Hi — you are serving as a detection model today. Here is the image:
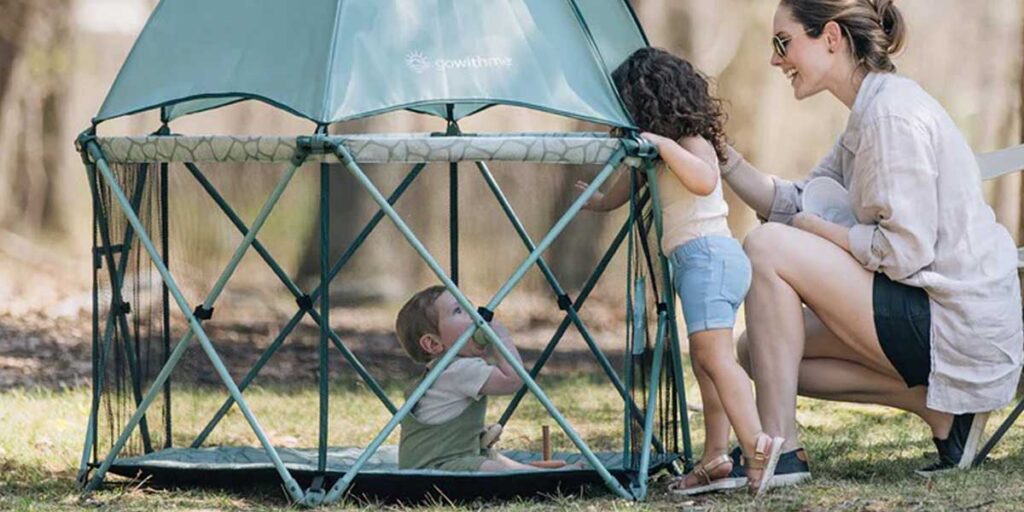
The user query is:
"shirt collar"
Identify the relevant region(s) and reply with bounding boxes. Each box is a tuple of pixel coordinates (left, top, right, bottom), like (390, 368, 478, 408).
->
(841, 71, 888, 152)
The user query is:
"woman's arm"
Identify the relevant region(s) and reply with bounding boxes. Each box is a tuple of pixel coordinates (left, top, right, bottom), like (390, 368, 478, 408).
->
(720, 146, 776, 219)
(643, 133, 718, 196)
(793, 212, 851, 251)
(845, 117, 938, 280)
(722, 143, 846, 224)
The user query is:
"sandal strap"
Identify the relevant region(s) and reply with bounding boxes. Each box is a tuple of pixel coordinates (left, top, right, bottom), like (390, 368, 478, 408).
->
(701, 453, 732, 474)
(691, 465, 712, 485)
(681, 453, 733, 487)
(745, 434, 771, 470)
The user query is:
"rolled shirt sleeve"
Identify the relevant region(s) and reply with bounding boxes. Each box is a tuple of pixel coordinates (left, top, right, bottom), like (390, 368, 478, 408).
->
(846, 116, 938, 281)
(768, 141, 844, 225)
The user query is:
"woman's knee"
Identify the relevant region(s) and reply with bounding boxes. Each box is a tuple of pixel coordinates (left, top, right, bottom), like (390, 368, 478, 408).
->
(742, 222, 792, 268)
(736, 332, 752, 375)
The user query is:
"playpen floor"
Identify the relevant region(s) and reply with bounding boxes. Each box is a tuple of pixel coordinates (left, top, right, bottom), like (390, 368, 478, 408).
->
(107, 446, 679, 500)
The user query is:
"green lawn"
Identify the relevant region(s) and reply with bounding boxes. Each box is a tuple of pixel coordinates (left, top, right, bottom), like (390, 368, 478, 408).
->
(1, 376, 1022, 511)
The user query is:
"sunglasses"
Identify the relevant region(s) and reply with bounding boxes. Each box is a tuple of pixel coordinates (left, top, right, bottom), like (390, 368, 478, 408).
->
(772, 28, 817, 59)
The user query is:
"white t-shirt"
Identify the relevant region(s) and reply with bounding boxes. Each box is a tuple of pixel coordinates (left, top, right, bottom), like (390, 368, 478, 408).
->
(411, 357, 494, 425)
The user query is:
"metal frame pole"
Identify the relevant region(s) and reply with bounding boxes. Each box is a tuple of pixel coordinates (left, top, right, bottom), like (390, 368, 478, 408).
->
(973, 398, 1024, 467)
(475, 161, 662, 450)
(643, 160, 693, 469)
(497, 207, 638, 425)
(188, 162, 427, 447)
(317, 162, 331, 475)
(322, 145, 635, 504)
(85, 162, 157, 458)
(633, 313, 668, 499)
(79, 140, 307, 503)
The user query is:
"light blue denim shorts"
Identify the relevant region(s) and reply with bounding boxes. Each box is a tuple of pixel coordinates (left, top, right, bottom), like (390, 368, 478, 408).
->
(670, 236, 752, 336)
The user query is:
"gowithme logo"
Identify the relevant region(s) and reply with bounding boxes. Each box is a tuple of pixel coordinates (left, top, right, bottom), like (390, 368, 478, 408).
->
(405, 51, 513, 73)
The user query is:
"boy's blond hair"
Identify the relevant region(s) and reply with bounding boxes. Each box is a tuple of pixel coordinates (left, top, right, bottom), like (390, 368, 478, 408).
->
(395, 285, 447, 363)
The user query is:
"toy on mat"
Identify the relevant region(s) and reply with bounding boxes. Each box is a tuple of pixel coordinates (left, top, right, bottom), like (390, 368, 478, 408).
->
(529, 425, 569, 469)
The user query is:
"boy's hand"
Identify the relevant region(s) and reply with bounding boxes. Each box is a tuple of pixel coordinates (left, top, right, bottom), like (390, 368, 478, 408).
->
(574, 180, 606, 211)
(478, 318, 525, 396)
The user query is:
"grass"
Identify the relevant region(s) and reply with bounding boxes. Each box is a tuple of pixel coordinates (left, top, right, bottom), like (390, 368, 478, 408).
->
(1, 374, 1022, 511)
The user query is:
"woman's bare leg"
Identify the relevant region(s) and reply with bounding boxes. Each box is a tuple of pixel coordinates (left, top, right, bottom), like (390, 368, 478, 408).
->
(741, 223, 952, 451)
(738, 312, 953, 438)
(799, 309, 952, 434)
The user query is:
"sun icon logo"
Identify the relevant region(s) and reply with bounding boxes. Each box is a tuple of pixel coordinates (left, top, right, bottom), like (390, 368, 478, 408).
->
(406, 51, 431, 74)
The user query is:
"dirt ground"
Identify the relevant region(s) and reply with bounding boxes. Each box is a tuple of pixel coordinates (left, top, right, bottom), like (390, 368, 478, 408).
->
(0, 251, 634, 390)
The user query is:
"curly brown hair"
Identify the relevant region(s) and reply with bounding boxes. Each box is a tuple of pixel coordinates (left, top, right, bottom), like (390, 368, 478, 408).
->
(612, 48, 728, 164)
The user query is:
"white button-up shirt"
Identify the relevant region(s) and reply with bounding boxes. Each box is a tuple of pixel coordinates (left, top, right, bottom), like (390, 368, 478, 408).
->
(766, 72, 1023, 414)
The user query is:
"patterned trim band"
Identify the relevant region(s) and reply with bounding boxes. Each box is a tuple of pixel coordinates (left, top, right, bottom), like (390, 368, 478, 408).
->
(94, 133, 626, 165)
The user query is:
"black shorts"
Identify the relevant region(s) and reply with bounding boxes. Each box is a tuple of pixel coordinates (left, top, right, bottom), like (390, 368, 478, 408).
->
(873, 273, 932, 388)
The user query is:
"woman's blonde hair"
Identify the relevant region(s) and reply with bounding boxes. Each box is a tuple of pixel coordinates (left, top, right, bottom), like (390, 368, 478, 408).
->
(781, 0, 906, 73)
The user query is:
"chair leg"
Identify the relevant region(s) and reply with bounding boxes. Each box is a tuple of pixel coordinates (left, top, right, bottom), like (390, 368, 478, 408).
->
(972, 395, 1024, 467)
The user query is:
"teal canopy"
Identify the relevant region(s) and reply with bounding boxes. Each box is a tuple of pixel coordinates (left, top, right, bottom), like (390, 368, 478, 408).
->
(94, 0, 648, 128)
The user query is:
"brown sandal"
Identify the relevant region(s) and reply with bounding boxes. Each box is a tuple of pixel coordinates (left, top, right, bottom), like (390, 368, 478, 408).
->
(669, 454, 745, 496)
(745, 433, 785, 496)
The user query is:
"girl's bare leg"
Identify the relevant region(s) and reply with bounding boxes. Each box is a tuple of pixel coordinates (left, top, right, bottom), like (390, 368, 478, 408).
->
(690, 329, 768, 474)
(692, 358, 734, 459)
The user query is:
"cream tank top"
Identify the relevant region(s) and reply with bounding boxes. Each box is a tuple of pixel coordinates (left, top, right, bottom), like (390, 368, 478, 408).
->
(655, 161, 732, 254)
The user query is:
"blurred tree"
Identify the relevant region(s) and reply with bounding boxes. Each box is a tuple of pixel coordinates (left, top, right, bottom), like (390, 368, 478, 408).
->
(0, 1, 30, 106)
(0, 0, 72, 236)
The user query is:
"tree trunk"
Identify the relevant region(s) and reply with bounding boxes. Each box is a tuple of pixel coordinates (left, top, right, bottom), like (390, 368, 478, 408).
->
(0, 1, 30, 104)
(0, 0, 72, 235)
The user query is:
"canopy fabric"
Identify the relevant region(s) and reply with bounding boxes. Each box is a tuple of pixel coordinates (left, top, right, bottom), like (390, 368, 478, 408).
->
(94, 133, 626, 164)
(94, 0, 648, 128)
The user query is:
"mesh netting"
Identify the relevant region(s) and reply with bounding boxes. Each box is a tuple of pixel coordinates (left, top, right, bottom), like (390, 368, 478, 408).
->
(91, 161, 172, 460)
(624, 167, 683, 471)
(82, 154, 688, 498)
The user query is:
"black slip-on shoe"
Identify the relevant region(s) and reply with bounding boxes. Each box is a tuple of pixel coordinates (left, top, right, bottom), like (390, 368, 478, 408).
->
(915, 412, 989, 477)
(728, 445, 812, 489)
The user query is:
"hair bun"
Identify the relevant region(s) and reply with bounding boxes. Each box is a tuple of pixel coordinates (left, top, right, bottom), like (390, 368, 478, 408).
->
(874, 0, 905, 54)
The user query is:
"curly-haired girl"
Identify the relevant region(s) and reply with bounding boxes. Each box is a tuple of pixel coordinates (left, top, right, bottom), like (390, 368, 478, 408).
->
(576, 47, 782, 495)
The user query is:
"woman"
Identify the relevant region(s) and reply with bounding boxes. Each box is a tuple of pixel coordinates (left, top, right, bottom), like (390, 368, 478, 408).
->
(715, 0, 1023, 488)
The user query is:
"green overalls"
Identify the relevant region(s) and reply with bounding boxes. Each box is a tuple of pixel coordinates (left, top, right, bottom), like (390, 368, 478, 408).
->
(398, 378, 489, 471)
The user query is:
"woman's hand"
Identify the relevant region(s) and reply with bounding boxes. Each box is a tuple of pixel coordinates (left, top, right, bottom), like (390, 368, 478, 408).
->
(574, 180, 606, 211)
(793, 211, 851, 252)
(792, 211, 823, 233)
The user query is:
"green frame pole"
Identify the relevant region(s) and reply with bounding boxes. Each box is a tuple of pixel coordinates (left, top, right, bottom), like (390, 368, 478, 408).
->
(632, 312, 668, 499)
(448, 109, 459, 284)
(322, 145, 635, 504)
(79, 160, 104, 484)
(79, 140, 307, 503)
(497, 208, 637, 426)
(81, 161, 156, 466)
(188, 162, 427, 447)
(623, 168, 639, 469)
(317, 161, 331, 476)
(642, 160, 693, 470)
(475, 161, 663, 451)
(160, 160, 172, 449)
